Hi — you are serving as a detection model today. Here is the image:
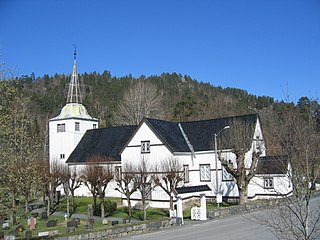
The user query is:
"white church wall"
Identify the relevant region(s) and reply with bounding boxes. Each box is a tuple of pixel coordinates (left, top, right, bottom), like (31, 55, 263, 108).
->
(49, 118, 97, 166)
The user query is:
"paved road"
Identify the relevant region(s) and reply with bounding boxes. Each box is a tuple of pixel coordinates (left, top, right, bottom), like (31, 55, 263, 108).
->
(120, 196, 320, 240)
(119, 213, 276, 240)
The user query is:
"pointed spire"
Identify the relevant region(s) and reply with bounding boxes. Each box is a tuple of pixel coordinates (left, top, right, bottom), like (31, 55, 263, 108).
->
(66, 46, 82, 104)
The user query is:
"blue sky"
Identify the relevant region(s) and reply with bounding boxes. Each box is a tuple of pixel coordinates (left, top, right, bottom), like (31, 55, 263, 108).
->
(1, 0, 319, 102)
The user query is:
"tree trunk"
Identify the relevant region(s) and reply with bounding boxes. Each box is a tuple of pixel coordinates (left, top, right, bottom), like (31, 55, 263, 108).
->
(169, 195, 174, 210)
(70, 192, 75, 214)
(142, 199, 147, 221)
(25, 195, 29, 213)
(238, 184, 248, 205)
(93, 194, 97, 212)
(100, 196, 105, 219)
(66, 194, 70, 217)
(127, 196, 132, 222)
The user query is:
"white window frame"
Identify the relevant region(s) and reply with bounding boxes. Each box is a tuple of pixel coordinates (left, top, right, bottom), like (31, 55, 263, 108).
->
(141, 141, 150, 154)
(200, 164, 211, 182)
(264, 177, 274, 189)
(93, 124, 97, 129)
(60, 154, 65, 160)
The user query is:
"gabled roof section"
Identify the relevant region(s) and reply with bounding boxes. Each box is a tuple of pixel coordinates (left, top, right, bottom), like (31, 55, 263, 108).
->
(256, 156, 288, 175)
(145, 118, 190, 152)
(180, 114, 258, 151)
(67, 125, 137, 163)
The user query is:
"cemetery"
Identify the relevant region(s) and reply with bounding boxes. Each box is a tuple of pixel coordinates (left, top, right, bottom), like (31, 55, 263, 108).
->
(0, 194, 235, 239)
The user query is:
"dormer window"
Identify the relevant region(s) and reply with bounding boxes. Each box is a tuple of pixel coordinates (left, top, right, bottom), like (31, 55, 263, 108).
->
(57, 123, 66, 133)
(141, 141, 150, 153)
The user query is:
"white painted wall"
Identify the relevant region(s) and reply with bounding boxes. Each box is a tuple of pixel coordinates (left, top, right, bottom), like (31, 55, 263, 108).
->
(119, 118, 292, 208)
(49, 118, 98, 166)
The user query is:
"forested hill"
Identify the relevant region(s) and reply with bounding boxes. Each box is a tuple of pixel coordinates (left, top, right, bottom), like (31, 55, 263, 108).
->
(20, 71, 274, 127)
(1, 70, 319, 158)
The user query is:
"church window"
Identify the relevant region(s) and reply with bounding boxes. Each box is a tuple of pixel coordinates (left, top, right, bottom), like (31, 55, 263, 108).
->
(115, 166, 122, 181)
(60, 154, 65, 159)
(93, 124, 97, 129)
(75, 122, 80, 131)
(200, 164, 211, 181)
(183, 165, 189, 183)
(141, 141, 150, 153)
(57, 123, 66, 133)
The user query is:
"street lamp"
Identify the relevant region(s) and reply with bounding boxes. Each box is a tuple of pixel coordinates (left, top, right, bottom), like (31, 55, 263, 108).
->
(215, 125, 230, 208)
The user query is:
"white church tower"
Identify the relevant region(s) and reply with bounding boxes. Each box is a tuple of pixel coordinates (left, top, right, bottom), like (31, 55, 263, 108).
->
(49, 48, 98, 166)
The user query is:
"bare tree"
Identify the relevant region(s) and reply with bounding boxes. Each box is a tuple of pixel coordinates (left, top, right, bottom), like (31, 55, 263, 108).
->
(80, 156, 114, 218)
(68, 166, 82, 215)
(60, 164, 71, 217)
(113, 80, 164, 125)
(153, 157, 183, 210)
(219, 119, 263, 204)
(134, 158, 153, 221)
(96, 164, 114, 218)
(80, 162, 100, 213)
(253, 100, 320, 240)
(47, 160, 63, 215)
(115, 163, 139, 222)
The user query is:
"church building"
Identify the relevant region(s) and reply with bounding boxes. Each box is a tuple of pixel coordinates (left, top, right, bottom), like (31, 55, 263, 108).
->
(49, 51, 292, 208)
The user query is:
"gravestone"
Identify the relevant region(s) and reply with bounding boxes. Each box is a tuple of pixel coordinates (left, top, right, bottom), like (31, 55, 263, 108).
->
(67, 219, 78, 228)
(24, 230, 32, 240)
(85, 204, 94, 227)
(111, 221, 118, 226)
(72, 218, 80, 226)
(87, 204, 93, 222)
(28, 216, 36, 230)
(46, 220, 57, 227)
(41, 211, 48, 220)
(2, 222, 9, 230)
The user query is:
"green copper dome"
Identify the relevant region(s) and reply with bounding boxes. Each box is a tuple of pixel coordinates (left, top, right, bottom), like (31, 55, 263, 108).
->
(50, 103, 96, 120)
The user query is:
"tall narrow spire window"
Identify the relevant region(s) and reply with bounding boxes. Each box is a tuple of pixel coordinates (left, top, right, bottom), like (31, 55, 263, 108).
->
(66, 47, 82, 104)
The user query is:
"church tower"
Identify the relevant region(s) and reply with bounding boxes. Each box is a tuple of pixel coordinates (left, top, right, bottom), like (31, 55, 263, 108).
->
(49, 48, 98, 166)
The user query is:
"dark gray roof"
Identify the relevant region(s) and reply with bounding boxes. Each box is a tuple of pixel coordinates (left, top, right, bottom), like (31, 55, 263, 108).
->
(180, 114, 258, 151)
(67, 125, 137, 163)
(67, 114, 259, 163)
(256, 156, 288, 175)
(146, 114, 258, 152)
(175, 185, 211, 194)
(145, 118, 190, 152)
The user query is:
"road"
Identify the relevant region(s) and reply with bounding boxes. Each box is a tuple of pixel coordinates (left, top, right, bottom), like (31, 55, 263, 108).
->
(119, 196, 320, 240)
(119, 213, 276, 240)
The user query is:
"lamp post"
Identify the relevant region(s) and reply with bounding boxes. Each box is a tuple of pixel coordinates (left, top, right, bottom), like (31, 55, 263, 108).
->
(215, 125, 230, 208)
